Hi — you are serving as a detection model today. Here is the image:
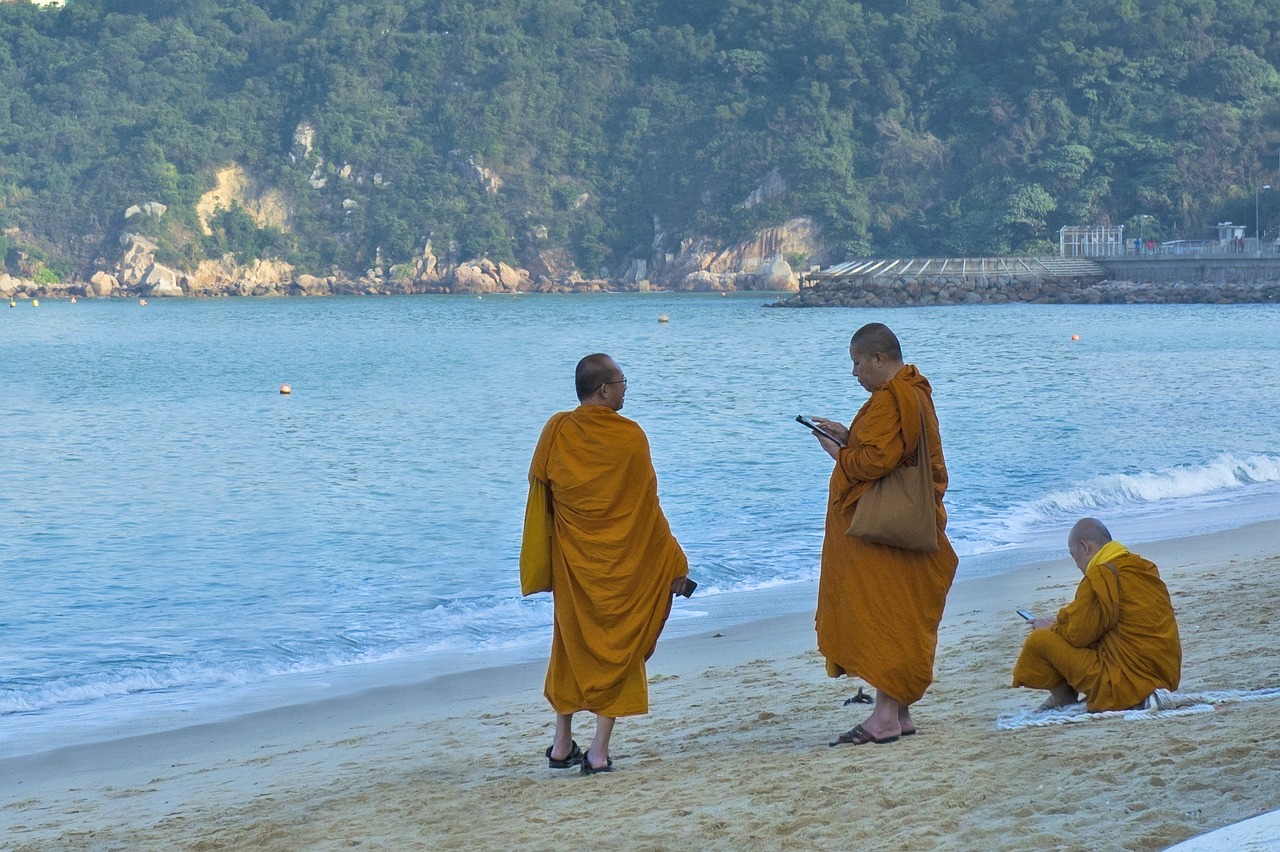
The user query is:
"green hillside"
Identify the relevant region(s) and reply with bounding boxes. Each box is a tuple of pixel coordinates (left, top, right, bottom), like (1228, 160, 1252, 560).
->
(2, 0, 1279, 281)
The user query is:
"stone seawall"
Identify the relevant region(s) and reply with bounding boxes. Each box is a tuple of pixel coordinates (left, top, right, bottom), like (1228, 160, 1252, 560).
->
(772, 275, 1280, 308)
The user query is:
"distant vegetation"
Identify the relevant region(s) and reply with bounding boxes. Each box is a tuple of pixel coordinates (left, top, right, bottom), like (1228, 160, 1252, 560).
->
(2, 0, 1280, 278)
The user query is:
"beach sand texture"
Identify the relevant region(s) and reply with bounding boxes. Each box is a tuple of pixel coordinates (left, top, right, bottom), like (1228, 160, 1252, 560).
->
(3, 522, 1278, 851)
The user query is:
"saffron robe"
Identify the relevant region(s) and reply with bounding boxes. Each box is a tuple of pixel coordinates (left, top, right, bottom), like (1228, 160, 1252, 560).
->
(1012, 545, 1181, 711)
(815, 365, 959, 705)
(526, 405, 688, 718)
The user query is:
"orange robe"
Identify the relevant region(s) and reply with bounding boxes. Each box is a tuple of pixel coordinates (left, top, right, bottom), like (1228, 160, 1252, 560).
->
(1012, 547, 1181, 711)
(815, 365, 959, 705)
(527, 405, 688, 717)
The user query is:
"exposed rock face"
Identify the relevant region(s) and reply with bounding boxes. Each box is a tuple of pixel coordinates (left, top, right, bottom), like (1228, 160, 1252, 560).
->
(446, 259, 529, 293)
(497, 261, 529, 291)
(117, 234, 159, 286)
(196, 165, 294, 235)
(647, 216, 817, 291)
(0, 272, 29, 297)
(450, 263, 494, 293)
(186, 257, 296, 296)
(123, 201, 168, 220)
(294, 274, 332, 296)
(742, 167, 787, 208)
(449, 151, 503, 195)
(142, 263, 183, 297)
(291, 121, 315, 162)
(527, 248, 578, 284)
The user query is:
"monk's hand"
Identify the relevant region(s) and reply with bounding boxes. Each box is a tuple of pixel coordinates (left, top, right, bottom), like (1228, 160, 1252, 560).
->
(1032, 617, 1055, 630)
(810, 418, 848, 460)
(811, 417, 850, 444)
(671, 577, 691, 596)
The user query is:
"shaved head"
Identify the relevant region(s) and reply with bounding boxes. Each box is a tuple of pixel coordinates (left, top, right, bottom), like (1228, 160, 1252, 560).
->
(575, 353, 621, 402)
(1069, 517, 1112, 550)
(850, 323, 903, 362)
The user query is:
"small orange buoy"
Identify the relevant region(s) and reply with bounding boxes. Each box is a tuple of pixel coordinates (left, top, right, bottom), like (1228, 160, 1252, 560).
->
(1071, 334, 1080, 341)
(280, 383, 292, 395)
(139, 298, 148, 306)
(70, 296, 77, 303)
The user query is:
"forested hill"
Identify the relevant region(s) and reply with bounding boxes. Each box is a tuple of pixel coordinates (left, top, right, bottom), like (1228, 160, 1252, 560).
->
(2, 0, 1280, 283)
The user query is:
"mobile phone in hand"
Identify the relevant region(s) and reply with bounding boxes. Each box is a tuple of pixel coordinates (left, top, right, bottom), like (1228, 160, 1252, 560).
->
(795, 415, 847, 447)
(679, 579, 697, 598)
(1017, 609, 1036, 622)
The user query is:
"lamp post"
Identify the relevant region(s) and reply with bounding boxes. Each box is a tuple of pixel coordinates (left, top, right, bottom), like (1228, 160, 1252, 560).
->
(1257, 184, 1271, 254)
(1139, 214, 1151, 254)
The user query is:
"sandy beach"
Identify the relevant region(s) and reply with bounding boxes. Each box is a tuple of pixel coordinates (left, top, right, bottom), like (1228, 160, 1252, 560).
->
(3, 521, 1279, 851)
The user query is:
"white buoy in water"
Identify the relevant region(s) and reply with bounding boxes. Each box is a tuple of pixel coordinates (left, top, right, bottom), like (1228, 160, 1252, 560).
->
(658, 314, 669, 323)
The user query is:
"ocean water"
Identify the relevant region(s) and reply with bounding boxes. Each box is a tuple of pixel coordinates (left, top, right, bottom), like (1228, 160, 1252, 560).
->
(3, 294, 1279, 756)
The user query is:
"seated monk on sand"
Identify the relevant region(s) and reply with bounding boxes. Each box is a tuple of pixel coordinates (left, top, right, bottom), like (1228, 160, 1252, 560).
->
(1013, 517, 1182, 712)
(521, 354, 692, 775)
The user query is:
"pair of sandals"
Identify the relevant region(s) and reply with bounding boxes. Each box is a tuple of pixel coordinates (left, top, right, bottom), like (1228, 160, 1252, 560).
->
(545, 739, 614, 774)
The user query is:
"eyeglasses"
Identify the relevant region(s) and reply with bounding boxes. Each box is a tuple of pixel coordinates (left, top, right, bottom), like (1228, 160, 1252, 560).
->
(601, 378, 628, 390)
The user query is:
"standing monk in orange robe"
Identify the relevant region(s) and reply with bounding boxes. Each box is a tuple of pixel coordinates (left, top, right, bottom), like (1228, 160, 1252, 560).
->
(521, 354, 692, 774)
(810, 323, 959, 745)
(1013, 517, 1181, 711)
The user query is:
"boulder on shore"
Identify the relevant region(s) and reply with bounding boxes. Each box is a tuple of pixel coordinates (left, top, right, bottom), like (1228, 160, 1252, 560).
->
(89, 271, 117, 297)
(142, 263, 184, 297)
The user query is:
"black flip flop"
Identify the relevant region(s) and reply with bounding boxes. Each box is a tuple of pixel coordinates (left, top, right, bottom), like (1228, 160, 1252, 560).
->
(546, 740, 583, 768)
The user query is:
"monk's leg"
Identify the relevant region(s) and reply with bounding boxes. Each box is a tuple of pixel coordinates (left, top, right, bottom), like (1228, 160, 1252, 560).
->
(1043, 682, 1080, 710)
(585, 714, 615, 769)
(550, 712, 576, 762)
(857, 690, 906, 741)
(896, 702, 917, 735)
(1012, 629, 1099, 708)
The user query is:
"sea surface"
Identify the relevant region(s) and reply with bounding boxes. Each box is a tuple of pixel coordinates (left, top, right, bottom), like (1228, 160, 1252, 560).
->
(3, 293, 1280, 756)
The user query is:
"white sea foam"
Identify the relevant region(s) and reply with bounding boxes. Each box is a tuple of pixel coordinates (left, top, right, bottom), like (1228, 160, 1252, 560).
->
(1023, 452, 1280, 517)
(950, 452, 1280, 561)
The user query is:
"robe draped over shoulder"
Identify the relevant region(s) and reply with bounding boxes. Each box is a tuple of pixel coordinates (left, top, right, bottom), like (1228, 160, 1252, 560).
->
(815, 365, 959, 705)
(526, 405, 688, 717)
(1012, 549, 1181, 711)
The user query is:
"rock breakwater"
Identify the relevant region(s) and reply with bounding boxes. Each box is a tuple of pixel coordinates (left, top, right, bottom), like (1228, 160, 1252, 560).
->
(773, 275, 1280, 307)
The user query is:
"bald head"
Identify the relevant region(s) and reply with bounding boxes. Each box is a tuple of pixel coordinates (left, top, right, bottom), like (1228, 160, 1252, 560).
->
(850, 323, 903, 362)
(1067, 517, 1112, 572)
(575, 353, 622, 403)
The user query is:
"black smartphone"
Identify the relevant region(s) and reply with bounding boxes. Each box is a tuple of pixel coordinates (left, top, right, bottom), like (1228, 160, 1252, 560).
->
(679, 579, 697, 598)
(1017, 609, 1036, 622)
(795, 415, 847, 447)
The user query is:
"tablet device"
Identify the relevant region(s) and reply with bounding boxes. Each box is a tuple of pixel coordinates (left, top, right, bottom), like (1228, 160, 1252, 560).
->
(796, 415, 847, 447)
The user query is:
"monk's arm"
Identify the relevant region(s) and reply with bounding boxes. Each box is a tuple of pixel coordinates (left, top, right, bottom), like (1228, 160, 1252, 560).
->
(836, 393, 904, 484)
(1051, 580, 1112, 647)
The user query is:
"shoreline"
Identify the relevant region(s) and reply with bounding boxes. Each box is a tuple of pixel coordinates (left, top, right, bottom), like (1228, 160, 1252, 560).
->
(4, 519, 1279, 849)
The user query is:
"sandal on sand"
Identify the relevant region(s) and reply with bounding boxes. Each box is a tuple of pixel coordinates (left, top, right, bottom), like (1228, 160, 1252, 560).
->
(580, 749, 614, 775)
(829, 724, 900, 747)
(546, 740, 583, 769)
